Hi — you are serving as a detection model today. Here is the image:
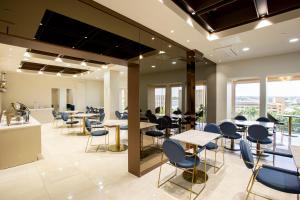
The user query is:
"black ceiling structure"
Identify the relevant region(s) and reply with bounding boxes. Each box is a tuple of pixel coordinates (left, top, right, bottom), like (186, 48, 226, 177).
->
(35, 10, 155, 60)
(171, 0, 300, 33)
(20, 61, 88, 74)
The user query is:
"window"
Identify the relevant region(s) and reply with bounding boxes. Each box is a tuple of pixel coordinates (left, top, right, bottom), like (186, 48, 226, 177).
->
(233, 80, 260, 120)
(195, 84, 206, 112)
(170, 86, 182, 112)
(267, 76, 300, 133)
(155, 87, 166, 114)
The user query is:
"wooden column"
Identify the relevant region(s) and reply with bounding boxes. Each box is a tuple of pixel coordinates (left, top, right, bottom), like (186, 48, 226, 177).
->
(186, 50, 196, 128)
(128, 62, 141, 176)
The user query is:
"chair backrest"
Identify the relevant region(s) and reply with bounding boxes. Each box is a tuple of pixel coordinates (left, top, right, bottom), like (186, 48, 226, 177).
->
(122, 112, 128, 119)
(240, 140, 254, 169)
(155, 107, 160, 114)
(267, 113, 278, 123)
(219, 121, 237, 137)
(248, 124, 269, 141)
(204, 123, 221, 134)
(163, 115, 172, 126)
(173, 109, 182, 115)
(156, 117, 169, 130)
(234, 115, 247, 121)
(115, 111, 122, 119)
(145, 109, 152, 117)
(99, 108, 104, 114)
(85, 118, 92, 132)
(99, 113, 105, 122)
(61, 113, 69, 122)
(256, 117, 271, 122)
(147, 113, 157, 123)
(162, 139, 185, 163)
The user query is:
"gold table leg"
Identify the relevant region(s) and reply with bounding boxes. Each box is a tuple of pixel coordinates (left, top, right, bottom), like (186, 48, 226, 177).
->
(284, 116, 298, 137)
(182, 145, 208, 184)
(108, 125, 127, 152)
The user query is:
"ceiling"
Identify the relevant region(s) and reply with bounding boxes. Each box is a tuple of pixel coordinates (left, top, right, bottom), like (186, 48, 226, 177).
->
(35, 10, 155, 60)
(93, 0, 300, 63)
(171, 0, 300, 33)
(0, 43, 127, 80)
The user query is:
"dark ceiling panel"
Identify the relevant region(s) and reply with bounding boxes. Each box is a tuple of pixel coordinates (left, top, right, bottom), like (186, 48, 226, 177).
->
(35, 10, 155, 60)
(172, 0, 300, 32)
(21, 61, 88, 74)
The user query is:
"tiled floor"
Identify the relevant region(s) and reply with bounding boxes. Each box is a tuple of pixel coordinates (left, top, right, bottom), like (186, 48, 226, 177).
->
(0, 123, 299, 200)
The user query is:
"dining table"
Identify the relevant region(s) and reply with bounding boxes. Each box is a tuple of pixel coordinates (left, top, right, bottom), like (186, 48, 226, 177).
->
(170, 129, 219, 186)
(72, 113, 99, 135)
(282, 115, 300, 137)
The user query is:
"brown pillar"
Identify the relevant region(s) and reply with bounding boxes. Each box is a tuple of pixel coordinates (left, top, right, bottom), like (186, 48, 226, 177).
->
(186, 50, 196, 128)
(128, 62, 141, 176)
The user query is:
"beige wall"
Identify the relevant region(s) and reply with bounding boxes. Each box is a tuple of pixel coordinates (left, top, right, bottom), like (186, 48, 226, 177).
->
(1, 72, 104, 111)
(216, 51, 300, 121)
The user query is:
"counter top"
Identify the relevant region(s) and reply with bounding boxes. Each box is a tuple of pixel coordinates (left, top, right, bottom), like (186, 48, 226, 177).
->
(0, 116, 41, 131)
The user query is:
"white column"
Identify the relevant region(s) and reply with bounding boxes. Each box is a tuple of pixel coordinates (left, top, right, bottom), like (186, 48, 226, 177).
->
(260, 76, 267, 117)
(104, 69, 122, 119)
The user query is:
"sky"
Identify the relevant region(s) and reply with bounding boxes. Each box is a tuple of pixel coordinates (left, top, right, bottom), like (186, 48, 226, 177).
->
(236, 80, 300, 97)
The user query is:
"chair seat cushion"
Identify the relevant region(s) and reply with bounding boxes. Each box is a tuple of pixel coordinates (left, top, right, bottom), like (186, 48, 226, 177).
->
(205, 142, 218, 150)
(145, 131, 164, 137)
(171, 155, 200, 168)
(223, 133, 241, 140)
(256, 167, 300, 194)
(91, 130, 109, 136)
(66, 121, 79, 125)
(246, 136, 272, 144)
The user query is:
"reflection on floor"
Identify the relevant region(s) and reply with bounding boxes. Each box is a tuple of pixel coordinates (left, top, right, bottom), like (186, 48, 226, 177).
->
(0, 122, 298, 200)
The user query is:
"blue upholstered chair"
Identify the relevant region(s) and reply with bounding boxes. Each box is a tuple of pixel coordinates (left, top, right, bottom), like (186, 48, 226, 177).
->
(85, 118, 109, 152)
(247, 124, 272, 155)
(115, 111, 122, 119)
(90, 113, 105, 128)
(61, 112, 79, 128)
(240, 140, 300, 200)
(256, 116, 274, 136)
(220, 121, 241, 151)
(201, 123, 224, 173)
(144, 117, 168, 149)
(158, 139, 201, 200)
(234, 115, 247, 135)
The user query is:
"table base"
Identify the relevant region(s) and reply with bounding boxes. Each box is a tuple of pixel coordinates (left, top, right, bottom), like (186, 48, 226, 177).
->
(182, 169, 208, 184)
(108, 144, 127, 152)
(224, 145, 240, 151)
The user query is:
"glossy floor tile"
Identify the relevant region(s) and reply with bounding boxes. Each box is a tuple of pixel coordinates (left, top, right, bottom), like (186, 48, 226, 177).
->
(0, 122, 298, 200)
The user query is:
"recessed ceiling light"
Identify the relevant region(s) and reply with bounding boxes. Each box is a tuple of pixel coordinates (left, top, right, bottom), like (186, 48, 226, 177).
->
(102, 65, 108, 69)
(289, 38, 299, 43)
(186, 17, 193, 27)
(73, 74, 77, 78)
(80, 61, 87, 66)
(56, 72, 61, 77)
(207, 34, 218, 41)
(187, 40, 190, 43)
(168, 44, 172, 48)
(55, 57, 63, 62)
(38, 71, 44, 75)
(115, 45, 119, 48)
(139, 54, 143, 60)
(151, 65, 156, 68)
(151, 37, 155, 40)
(158, 0, 164, 4)
(72, 46, 75, 49)
(192, 11, 196, 15)
(172, 61, 176, 65)
(39, 23, 43, 26)
(16, 68, 22, 73)
(255, 19, 272, 29)
(24, 52, 31, 58)
(158, 50, 166, 54)
(170, 30, 174, 33)
(84, 36, 87, 39)
(242, 47, 250, 52)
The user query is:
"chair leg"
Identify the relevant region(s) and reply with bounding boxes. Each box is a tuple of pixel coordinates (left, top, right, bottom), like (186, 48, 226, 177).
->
(85, 136, 91, 152)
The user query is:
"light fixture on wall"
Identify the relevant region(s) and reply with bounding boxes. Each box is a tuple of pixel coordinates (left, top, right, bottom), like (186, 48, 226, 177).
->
(139, 54, 143, 60)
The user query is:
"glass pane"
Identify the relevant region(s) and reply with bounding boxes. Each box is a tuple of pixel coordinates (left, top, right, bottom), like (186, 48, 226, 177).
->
(267, 79, 300, 133)
(234, 82, 260, 120)
(171, 86, 182, 112)
(154, 87, 166, 114)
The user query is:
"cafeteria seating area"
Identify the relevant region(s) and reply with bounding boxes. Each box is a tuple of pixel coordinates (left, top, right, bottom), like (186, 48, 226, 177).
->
(1, 1, 300, 200)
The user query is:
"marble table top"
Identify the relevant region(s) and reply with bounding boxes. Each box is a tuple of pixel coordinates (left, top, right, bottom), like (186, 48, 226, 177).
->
(170, 129, 219, 146)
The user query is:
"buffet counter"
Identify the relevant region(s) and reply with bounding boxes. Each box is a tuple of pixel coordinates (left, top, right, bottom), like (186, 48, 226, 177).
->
(0, 116, 41, 169)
